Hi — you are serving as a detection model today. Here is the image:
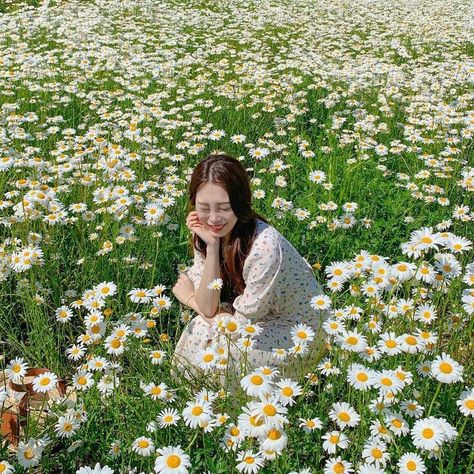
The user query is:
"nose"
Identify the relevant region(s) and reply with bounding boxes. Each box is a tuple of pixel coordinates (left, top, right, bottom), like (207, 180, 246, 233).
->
(209, 213, 223, 225)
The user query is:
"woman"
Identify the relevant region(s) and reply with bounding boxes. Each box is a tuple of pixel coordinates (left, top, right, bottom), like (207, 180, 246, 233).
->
(172, 154, 329, 382)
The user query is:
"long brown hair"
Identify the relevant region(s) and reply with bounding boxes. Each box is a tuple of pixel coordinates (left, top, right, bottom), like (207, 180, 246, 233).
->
(187, 154, 269, 304)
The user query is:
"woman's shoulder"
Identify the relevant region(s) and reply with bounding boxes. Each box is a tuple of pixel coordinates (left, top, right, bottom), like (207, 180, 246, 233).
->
(251, 218, 282, 254)
(255, 218, 281, 239)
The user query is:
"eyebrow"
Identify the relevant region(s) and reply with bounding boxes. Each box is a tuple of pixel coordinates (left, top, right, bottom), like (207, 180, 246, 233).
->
(196, 201, 231, 205)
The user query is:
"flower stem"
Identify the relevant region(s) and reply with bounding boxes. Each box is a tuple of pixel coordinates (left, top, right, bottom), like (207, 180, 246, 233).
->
(427, 382, 442, 417)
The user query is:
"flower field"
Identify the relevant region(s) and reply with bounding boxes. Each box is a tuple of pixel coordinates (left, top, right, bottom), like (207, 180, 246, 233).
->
(0, 0, 473, 473)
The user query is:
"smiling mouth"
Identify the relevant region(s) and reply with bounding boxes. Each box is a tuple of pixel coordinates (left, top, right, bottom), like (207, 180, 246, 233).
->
(209, 225, 225, 231)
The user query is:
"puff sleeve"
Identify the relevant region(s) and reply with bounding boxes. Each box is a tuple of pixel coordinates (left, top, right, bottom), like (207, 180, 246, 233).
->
(232, 230, 282, 321)
(185, 246, 205, 290)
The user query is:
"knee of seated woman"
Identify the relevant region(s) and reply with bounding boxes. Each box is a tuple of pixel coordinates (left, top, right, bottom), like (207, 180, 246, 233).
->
(195, 310, 232, 327)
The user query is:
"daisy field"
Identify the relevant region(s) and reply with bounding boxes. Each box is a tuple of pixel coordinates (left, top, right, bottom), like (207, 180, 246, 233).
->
(0, 0, 473, 473)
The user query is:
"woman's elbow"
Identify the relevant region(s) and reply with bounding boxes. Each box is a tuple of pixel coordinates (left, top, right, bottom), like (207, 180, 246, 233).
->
(201, 306, 219, 319)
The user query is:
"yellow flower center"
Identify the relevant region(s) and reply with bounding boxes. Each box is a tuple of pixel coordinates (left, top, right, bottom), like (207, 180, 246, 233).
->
(111, 339, 121, 349)
(250, 415, 264, 427)
(282, 387, 294, 397)
(92, 325, 101, 334)
(338, 412, 350, 422)
(192, 406, 203, 416)
(357, 373, 368, 382)
(465, 400, 474, 410)
(250, 375, 263, 385)
(263, 404, 277, 416)
(167, 455, 181, 468)
(439, 362, 453, 374)
(396, 372, 406, 381)
(334, 462, 345, 473)
(226, 321, 237, 332)
(24, 448, 35, 459)
(392, 419, 402, 428)
(422, 427, 434, 439)
(268, 428, 281, 440)
(372, 448, 383, 459)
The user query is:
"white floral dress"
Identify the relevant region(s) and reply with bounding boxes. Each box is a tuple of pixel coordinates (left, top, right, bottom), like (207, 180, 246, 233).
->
(173, 219, 329, 378)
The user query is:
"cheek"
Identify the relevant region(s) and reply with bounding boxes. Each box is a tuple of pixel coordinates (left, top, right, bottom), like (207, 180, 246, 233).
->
(196, 211, 208, 221)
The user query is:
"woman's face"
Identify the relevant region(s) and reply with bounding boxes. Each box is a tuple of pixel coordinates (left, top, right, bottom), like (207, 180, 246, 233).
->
(195, 182, 238, 241)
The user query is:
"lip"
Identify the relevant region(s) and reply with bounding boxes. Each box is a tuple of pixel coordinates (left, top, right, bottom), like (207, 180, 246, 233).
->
(209, 225, 225, 231)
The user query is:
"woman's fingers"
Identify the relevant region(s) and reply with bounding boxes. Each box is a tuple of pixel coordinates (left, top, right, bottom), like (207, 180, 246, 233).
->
(186, 211, 201, 229)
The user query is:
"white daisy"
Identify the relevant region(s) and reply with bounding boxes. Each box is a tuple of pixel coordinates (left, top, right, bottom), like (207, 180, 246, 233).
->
(456, 387, 474, 417)
(291, 323, 316, 344)
(132, 436, 155, 456)
(329, 402, 360, 429)
(55, 415, 79, 438)
(157, 408, 181, 428)
(240, 371, 273, 398)
(411, 417, 445, 451)
(274, 378, 303, 406)
(154, 445, 191, 473)
(310, 294, 332, 311)
(5, 357, 28, 383)
(182, 399, 213, 429)
(397, 452, 426, 474)
(298, 417, 323, 433)
(430, 352, 464, 384)
(32, 371, 59, 393)
(235, 450, 265, 473)
(323, 456, 353, 474)
(322, 430, 350, 454)
(347, 364, 375, 391)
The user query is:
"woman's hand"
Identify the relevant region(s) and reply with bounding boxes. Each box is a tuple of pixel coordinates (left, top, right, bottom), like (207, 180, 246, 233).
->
(186, 211, 219, 248)
(172, 272, 195, 305)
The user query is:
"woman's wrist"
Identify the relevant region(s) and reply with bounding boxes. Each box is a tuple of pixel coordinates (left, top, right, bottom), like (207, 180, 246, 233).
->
(185, 294, 194, 306)
(206, 240, 220, 253)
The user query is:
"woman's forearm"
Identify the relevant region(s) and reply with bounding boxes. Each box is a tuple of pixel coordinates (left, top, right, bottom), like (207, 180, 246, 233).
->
(194, 243, 221, 318)
(186, 294, 203, 316)
(186, 294, 224, 325)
